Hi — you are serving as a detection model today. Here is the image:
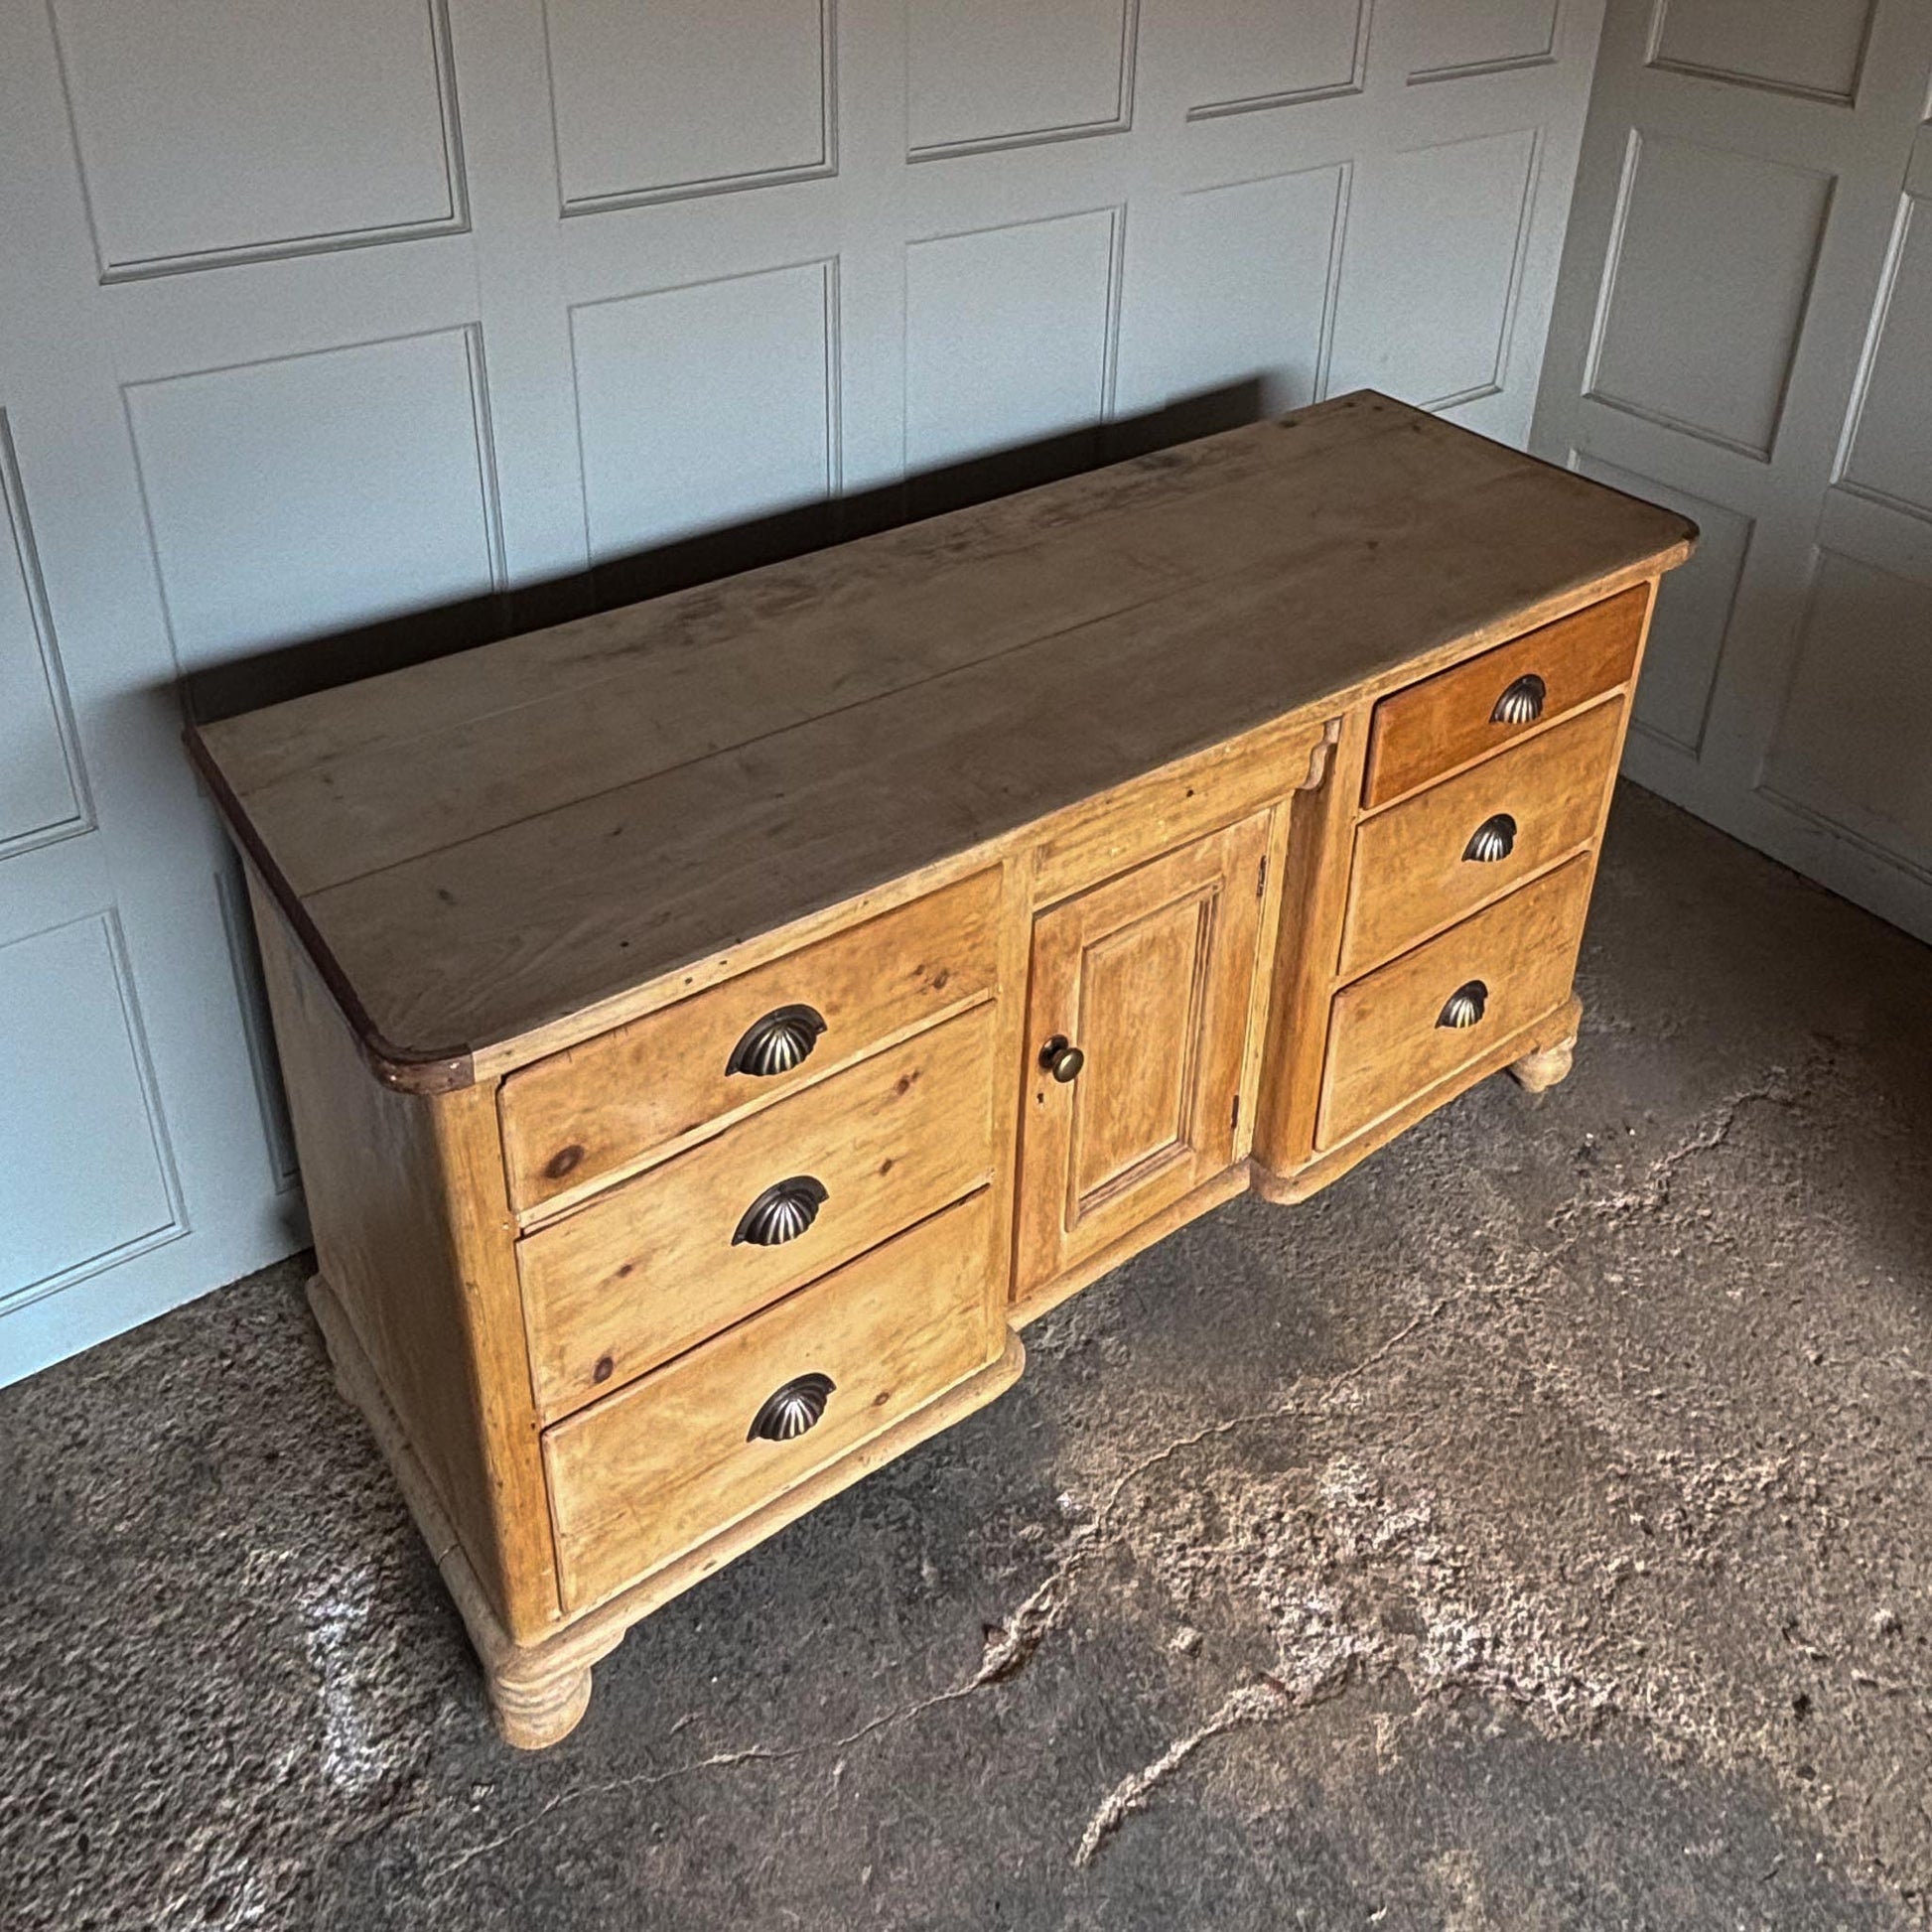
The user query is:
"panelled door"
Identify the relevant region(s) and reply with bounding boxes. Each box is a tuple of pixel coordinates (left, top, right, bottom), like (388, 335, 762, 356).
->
(1016, 812, 1270, 1294)
(1533, 0, 1932, 942)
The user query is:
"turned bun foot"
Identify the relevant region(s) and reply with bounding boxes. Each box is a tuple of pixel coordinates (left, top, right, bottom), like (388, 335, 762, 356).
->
(487, 1661, 595, 1750)
(1509, 1032, 1576, 1094)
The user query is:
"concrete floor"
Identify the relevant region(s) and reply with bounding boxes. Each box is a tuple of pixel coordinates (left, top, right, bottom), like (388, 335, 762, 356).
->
(4, 782, 1931, 1931)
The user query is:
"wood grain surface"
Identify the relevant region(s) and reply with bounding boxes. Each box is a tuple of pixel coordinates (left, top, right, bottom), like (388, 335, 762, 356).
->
(190, 393, 1693, 1074)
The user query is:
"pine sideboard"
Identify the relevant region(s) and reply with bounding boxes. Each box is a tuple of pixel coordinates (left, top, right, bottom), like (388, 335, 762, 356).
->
(188, 392, 1695, 1746)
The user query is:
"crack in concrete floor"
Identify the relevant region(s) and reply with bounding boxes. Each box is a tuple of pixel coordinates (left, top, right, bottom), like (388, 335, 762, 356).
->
(427, 1298, 1451, 1889)
(996, 1018, 1931, 1910)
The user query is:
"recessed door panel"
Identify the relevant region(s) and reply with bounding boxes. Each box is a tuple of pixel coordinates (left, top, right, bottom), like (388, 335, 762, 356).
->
(1069, 894, 1208, 1205)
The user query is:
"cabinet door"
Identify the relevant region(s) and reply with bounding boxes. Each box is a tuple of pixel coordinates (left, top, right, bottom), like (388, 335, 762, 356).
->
(1016, 811, 1271, 1293)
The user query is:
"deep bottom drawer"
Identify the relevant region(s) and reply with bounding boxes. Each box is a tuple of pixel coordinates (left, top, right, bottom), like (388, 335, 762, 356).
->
(542, 1190, 999, 1612)
(1316, 857, 1593, 1150)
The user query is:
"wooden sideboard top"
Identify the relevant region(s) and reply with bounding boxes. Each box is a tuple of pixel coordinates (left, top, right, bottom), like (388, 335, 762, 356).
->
(190, 391, 1694, 1085)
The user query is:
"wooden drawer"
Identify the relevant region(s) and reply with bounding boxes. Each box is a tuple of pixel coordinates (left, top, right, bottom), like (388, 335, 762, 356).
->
(543, 1190, 999, 1612)
(1316, 856, 1593, 1150)
(1339, 697, 1623, 978)
(518, 1003, 996, 1418)
(500, 868, 1002, 1209)
(1361, 586, 1647, 809)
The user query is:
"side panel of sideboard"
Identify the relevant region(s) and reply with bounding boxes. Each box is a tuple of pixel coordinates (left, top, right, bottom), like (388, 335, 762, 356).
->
(247, 874, 561, 1643)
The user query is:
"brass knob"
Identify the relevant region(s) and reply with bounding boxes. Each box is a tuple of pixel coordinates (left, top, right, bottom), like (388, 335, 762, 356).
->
(1463, 813, 1517, 864)
(1491, 674, 1546, 725)
(1039, 1035, 1085, 1083)
(733, 1175, 827, 1246)
(726, 1003, 826, 1077)
(748, 1372, 835, 1442)
(1438, 980, 1488, 1030)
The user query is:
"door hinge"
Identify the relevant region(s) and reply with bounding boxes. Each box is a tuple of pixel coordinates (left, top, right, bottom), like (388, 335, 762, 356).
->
(1231, 1090, 1241, 1132)
(1256, 853, 1268, 900)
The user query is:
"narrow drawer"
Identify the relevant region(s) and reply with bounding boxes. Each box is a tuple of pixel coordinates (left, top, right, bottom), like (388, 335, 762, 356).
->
(1316, 856, 1593, 1151)
(1339, 697, 1624, 978)
(543, 1190, 999, 1612)
(518, 1003, 996, 1418)
(1361, 586, 1647, 809)
(500, 868, 1002, 1209)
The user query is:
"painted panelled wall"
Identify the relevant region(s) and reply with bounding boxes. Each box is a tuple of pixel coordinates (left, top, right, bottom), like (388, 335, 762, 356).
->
(1534, 0, 1932, 944)
(0, 0, 1609, 1383)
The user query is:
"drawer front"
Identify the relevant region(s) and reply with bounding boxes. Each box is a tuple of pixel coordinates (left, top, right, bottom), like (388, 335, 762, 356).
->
(500, 868, 1002, 1209)
(1361, 586, 1647, 809)
(519, 1003, 997, 1417)
(1317, 856, 1593, 1150)
(1340, 697, 1623, 978)
(543, 1190, 998, 1611)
